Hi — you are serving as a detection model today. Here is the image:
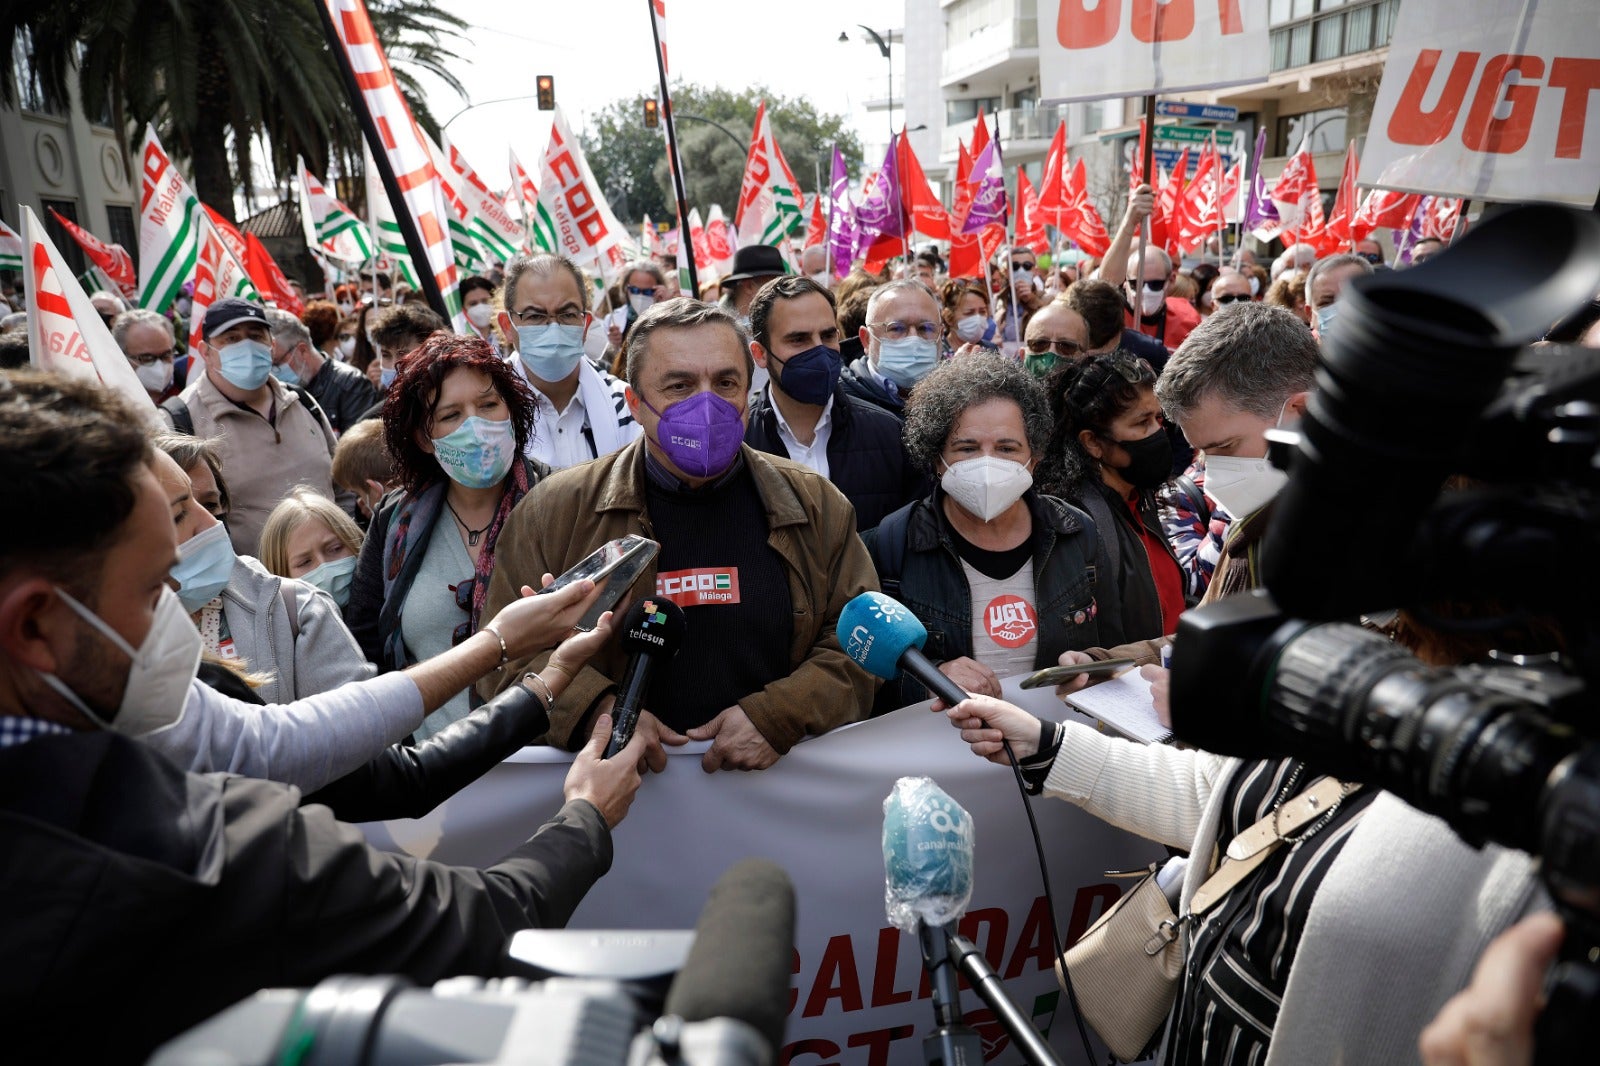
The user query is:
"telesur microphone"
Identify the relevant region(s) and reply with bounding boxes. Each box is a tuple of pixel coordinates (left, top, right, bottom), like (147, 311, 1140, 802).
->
(837, 591, 970, 707)
(604, 597, 686, 758)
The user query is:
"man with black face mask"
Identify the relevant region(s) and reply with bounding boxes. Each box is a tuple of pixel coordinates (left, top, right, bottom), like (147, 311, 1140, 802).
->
(0, 372, 653, 1063)
(743, 276, 924, 531)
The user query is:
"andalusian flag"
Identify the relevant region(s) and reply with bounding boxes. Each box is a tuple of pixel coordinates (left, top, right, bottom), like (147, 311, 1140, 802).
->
(422, 133, 490, 272)
(297, 160, 374, 264)
(434, 133, 524, 265)
(509, 149, 544, 253)
(138, 125, 201, 314)
(363, 144, 421, 289)
(1, 217, 28, 272)
(184, 211, 262, 361)
(735, 100, 805, 248)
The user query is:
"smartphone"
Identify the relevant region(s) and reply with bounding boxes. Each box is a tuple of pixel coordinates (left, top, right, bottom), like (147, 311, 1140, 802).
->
(534, 536, 660, 631)
(1019, 658, 1140, 689)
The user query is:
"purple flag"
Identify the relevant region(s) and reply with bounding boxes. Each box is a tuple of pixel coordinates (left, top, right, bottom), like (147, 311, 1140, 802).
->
(826, 146, 859, 279)
(855, 135, 904, 244)
(960, 141, 1007, 234)
(1394, 195, 1430, 265)
(1243, 129, 1279, 233)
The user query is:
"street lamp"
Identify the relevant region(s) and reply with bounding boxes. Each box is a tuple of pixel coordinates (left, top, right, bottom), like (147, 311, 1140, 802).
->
(840, 25, 894, 146)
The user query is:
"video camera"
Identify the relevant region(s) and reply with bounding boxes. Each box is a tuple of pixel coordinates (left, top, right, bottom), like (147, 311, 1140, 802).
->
(1167, 202, 1600, 1060)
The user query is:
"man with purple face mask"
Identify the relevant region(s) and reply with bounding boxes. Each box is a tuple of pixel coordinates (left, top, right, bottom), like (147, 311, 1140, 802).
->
(480, 299, 880, 772)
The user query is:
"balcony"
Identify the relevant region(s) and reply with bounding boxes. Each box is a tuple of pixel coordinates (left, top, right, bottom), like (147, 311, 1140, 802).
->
(1270, 0, 1399, 72)
(941, 16, 1039, 86)
(940, 104, 1069, 161)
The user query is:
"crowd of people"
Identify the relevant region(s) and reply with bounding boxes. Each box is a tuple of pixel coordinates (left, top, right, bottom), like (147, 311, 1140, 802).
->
(3, 178, 1595, 1064)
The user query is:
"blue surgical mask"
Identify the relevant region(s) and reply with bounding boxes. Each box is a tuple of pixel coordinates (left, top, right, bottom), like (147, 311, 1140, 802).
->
(299, 556, 357, 609)
(270, 360, 302, 387)
(216, 338, 272, 390)
(431, 415, 517, 489)
(380, 366, 397, 390)
(1314, 303, 1338, 339)
(517, 322, 586, 383)
(875, 336, 940, 389)
(772, 345, 841, 406)
(173, 522, 237, 613)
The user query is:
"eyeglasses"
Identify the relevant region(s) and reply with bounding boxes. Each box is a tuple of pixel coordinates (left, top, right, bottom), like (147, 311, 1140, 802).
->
(125, 349, 175, 366)
(1213, 292, 1249, 305)
(450, 577, 477, 646)
(868, 320, 942, 342)
(1011, 261, 1036, 273)
(625, 285, 654, 296)
(1024, 337, 1085, 357)
(1138, 279, 1167, 292)
(507, 307, 586, 328)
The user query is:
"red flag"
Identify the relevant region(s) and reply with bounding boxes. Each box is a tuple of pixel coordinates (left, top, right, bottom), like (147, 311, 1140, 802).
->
(1131, 117, 1148, 189)
(948, 142, 984, 279)
(1037, 123, 1070, 228)
(1061, 158, 1111, 257)
(1015, 168, 1048, 254)
(971, 108, 991, 161)
(1353, 188, 1420, 238)
(46, 209, 137, 300)
(1269, 144, 1325, 248)
(203, 204, 250, 265)
(899, 136, 951, 240)
(1176, 145, 1220, 255)
(1153, 147, 1190, 255)
(1323, 142, 1360, 249)
(1218, 161, 1243, 224)
(805, 194, 827, 249)
(244, 232, 304, 315)
(1421, 196, 1464, 241)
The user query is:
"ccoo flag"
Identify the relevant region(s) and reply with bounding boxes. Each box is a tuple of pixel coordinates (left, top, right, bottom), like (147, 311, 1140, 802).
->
(736, 100, 806, 248)
(21, 206, 158, 419)
(297, 161, 374, 265)
(532, 105, 632, 277)
(138, 125, 202, 314)
(48, 209, 137, 301)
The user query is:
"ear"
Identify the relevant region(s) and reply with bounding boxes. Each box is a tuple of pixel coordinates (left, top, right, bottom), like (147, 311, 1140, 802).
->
(1284, 390, 1310, 420)
(581, 310, 593, 341)
(750, 340, 770, 371)
(1078, 427, 1104, 461)
(0, 578, 71, 675)
(857, 324, 872, 354)
(497, 311, 516, 350)
(624, 384, 641, 423)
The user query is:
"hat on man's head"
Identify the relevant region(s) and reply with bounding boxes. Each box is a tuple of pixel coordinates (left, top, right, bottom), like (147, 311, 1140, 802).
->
(203, 297, 269, 339)
(723, 245, 787, 283)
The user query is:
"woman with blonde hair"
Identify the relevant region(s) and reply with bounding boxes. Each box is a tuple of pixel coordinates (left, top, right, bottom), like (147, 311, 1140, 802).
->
(259, 487, 365, 609)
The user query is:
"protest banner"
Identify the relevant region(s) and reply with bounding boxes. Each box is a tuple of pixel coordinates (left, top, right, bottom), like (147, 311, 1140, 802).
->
(362, 677, 1162, 1064)
(1359, 0, 1600, 207)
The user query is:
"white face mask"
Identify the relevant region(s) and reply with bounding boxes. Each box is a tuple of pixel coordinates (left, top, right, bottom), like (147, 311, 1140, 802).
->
(1136, 285, 1165, 316)
(338, 301, 355, 316)
(1202, 399, 1294, 519)
(466, 303, 495, 329)
(135, 359, 173, 393)
(37, 586, 201, 736)
(628, 293, 654, 315)
(337, 337, 356, 359)
(941, 456, 1033, 522)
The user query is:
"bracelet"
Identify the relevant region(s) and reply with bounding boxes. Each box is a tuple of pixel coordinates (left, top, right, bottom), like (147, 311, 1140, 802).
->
(481, 621, 510, 666)
(521, 670, 555, 710)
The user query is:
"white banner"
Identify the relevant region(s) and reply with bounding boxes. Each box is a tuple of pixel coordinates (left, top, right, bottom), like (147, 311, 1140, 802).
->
(533, 106, 633, 279)
(1359, 0, 1600, 206)
(1037, 0, 1271, 103)
(362, 677, 1164, 1065)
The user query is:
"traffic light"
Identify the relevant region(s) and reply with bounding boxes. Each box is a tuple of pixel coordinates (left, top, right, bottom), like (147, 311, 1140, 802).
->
(643, 98, 660, 129)
(536, 75, 554, 111)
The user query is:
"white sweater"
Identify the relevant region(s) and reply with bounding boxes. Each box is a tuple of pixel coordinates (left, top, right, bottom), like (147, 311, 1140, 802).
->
(1043, 721, 1545, 1065)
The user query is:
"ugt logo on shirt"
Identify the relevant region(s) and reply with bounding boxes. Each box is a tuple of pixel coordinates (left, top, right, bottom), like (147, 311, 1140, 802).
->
(985, 594, 1037, 649)
(656, 567, 740, 607)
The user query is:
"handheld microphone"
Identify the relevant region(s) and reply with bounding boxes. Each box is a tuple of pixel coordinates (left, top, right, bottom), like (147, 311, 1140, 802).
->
(604, 597, 686, 758)
(662, 858, 796, 1059)
(836, 592, 970, 707)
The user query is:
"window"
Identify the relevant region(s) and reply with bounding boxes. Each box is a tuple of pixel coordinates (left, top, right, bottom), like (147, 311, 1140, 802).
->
(1313, 13, 1344, 61)
(42, 200, 86, 276)
(947, 97, 1002, 125)
(1012, 87, 1038, 111)
(106, 205, 137, 271)
(1278, 108, 1347, 154)
(945, 0, 1006, 45)
(12, 31, 65, 115)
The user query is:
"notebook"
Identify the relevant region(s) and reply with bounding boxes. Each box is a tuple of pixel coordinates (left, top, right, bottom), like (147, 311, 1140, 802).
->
(1063, 669, 1174, 745)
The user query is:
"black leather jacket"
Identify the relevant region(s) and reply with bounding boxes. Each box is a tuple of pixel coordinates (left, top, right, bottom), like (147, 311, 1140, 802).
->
(304, 357, 380, 435)
(861, 490, 1112, 709)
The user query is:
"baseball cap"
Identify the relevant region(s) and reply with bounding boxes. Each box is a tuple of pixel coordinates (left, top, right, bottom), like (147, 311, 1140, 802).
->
(202, 297, 269, 340)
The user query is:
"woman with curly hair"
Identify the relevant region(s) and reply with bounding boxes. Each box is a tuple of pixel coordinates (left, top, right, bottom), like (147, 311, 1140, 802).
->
(346, 331, 552, 740)
(1036, 351, 1184, 643)
(861, 352, 1111, 709)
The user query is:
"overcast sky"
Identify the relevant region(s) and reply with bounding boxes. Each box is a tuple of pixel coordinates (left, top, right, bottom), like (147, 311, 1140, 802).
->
(409, 0, 904, 187)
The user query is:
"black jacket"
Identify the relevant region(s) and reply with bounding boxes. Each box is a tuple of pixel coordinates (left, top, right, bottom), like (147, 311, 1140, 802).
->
(305, 356, 380, 435)
(744, 384, 926, 531)
(861, 490, 1111, 709)
(839, 355, 906, 419)
(1072, 479, 1179, 646)
(0, 731, 610, 1063)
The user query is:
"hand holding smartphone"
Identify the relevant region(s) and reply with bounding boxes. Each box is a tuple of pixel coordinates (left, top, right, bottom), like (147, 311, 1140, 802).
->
(1018, 658, 1140, 690)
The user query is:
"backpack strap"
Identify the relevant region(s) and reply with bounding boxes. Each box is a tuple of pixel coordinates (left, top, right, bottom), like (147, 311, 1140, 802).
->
(1173, 474, 1211, 527)
(278, 579, 302, 640)
(1078, 487, 1123, 593)
(160, 395, 194, 435)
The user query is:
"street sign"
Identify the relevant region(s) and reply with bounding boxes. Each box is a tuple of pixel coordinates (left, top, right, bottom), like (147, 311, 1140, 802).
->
(1153, 147, 1234, 172)
(1154, 124, 1226, 145)
(1155, 100, 1240, 122)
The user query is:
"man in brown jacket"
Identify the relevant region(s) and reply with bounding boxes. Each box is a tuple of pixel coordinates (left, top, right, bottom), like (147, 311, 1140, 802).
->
(481, 298, 880, 772)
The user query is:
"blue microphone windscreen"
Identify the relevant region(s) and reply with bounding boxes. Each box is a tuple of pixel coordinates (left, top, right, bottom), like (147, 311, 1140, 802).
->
(836, 592, 927, 681)
(882, 776, 974, 932)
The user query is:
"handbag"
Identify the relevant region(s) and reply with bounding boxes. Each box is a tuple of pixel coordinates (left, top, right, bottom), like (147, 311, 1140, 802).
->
(1058, 774, 1355, 1062)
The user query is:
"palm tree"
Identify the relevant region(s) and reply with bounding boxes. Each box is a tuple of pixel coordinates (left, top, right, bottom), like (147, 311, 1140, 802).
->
(2, 0, 464, 222)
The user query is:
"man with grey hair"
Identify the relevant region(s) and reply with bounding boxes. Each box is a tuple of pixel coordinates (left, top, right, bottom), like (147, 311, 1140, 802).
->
(481, 297, 879, 772)
(1304, 252, 1375, 342)
(839, 278, 943, 418)
(1155, 301, 1319, 603)
(111, 308, 183, 403)
(497, 252, 638, 469)
(265, 307, 376, 434)
(88, 289, 126, 329)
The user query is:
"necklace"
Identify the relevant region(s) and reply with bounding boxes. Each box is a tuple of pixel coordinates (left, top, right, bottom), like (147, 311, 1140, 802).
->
(444, 498, 492, 547)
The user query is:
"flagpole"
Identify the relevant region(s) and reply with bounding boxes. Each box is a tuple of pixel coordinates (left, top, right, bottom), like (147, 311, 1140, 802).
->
(647, 0, 699, 299)
(1136, 96, 1155, 304)
(1210, 131, 1222, 268)
(365, 154, 379, 303)
(313, 0, 448, 321)
(995, 123, 1020, 358)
